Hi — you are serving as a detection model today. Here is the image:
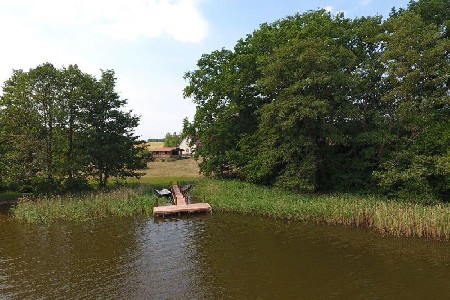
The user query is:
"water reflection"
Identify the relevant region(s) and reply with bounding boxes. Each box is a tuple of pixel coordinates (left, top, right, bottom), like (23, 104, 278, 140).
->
(0, 217, 143, 299)
(193, 214, 450, 299)
(0, 211, 449, 299)
(129, 216, 209, 299)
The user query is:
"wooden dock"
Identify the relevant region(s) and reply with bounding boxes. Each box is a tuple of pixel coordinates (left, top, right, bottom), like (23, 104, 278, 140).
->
(153, 185, 211, 216)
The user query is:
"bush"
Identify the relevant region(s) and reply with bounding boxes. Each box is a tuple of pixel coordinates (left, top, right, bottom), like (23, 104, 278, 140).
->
(32, 177, 63, 195)
(62, 178, 92, 193)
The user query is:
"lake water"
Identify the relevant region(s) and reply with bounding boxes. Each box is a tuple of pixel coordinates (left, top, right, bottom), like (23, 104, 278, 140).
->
(1, 209, 449, 299)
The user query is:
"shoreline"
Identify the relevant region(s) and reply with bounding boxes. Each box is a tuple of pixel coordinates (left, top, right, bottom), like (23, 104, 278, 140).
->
(191, 179, 450, 240)
(11, 186, 157, 223)
(6, 177, 450, 240)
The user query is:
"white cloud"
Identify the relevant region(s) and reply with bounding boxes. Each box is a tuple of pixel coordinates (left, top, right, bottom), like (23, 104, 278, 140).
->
(0, 0, 208, 138)
(322, 5, 346, 17)
(0, 0, 209, 43)
(323, 6, 334, 13)
(94, 0, 209, 42)
(0, 10, 98, 86)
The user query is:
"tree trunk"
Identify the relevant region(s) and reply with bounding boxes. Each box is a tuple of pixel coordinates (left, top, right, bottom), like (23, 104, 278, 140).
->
(67, 103, 74, 179)
(46, 107, 53, 180)
(312, 119, 327, 190)
(99, 173, 104, 189)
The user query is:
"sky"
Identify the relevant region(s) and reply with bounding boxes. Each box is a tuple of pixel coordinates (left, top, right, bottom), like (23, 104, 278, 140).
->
(0, 0, 411, 139)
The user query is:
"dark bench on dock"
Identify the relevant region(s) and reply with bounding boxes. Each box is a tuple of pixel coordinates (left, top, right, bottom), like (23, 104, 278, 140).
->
(153, 184, 211, 216)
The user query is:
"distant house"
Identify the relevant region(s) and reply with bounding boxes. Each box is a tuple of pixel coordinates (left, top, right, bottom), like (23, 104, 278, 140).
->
(178, 137, 196, 157)
(152, 147, 184, 160)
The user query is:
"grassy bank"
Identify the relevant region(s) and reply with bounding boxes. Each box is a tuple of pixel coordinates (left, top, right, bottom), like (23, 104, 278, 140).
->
(9, 158, 202, 223)
(192, 179, 450, 240)
(12, 186, 157, 223)
(0, 191, 21, 204)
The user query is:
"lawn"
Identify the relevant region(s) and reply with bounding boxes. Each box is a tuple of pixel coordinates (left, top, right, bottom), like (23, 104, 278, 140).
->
(143, 158, 200, 178)
(127, 158, 202, 187)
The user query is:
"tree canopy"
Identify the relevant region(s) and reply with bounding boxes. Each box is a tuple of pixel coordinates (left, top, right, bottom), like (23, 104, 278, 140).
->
(0, 63, 142, 192)
(183, 0, 449, 202)
(163, 132, 182, 147)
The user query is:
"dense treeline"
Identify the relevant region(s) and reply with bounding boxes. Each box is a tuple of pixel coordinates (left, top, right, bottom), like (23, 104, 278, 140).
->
(183, 0, 450, 202)
(0, 63, 143, 193)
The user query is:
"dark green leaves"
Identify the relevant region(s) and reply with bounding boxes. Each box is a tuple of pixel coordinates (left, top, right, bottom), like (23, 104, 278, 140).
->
(184, 1, 449, 201)
(163, 132, 181, 147)
(0, 64, 141, 192)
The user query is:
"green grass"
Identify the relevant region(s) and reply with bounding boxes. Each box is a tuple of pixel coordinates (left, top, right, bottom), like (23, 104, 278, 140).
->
(191, 179, 450, 240)
(11, 158, 449, 240)
(0, 191, 21, 203)
(12, 186, 157, 223)
(118, 157, 202, 188)
(10, 158, 202, 223)
(141, 159, 201, 179)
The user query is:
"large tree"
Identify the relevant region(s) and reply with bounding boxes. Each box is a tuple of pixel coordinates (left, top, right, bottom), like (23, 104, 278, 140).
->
(0, 64, 141, 192)
(81, 69, 141, 189)
(59, 65, 92, 184)
(0, 67, 51, 191)
(374, 10, 450, 201)
(249, 11, 361, 191)
(184, 3, 450, 201)
(163, 132, 181, 147)
(184, 10, 386, 192)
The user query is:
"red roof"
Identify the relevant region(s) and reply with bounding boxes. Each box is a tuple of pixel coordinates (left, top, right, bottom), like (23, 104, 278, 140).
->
(152, 147, 183, 152)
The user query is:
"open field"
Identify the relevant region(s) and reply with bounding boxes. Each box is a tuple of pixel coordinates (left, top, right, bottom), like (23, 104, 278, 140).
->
(145, 141, 164, 150)
(135, 158, 202, 187)
(143, 158, 201, 178)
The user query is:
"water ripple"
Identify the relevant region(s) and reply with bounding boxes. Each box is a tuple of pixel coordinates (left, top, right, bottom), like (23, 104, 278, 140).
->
(0, 212, 449, 299)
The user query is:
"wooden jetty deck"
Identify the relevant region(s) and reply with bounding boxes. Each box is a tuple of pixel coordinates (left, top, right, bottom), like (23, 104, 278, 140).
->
(153, 185, 211, 216)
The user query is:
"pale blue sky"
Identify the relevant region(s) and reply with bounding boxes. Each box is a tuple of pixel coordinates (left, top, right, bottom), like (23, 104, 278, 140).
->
(0, 0, 410, 138)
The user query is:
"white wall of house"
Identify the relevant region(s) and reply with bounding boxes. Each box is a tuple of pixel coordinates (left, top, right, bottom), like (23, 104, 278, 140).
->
(178, 137, 195, 156)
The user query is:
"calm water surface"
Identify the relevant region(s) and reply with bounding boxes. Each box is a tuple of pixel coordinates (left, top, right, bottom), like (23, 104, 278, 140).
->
(0, 208, 449, 299)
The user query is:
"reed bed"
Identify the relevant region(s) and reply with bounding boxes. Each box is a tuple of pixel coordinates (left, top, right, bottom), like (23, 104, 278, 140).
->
(12, 186, 157, 223)
(192, 179, 450, 240)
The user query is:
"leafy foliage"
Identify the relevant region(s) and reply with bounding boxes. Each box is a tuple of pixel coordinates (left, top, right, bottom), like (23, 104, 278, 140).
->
(374, 10, 450, 202)
(163, 132, 181, 147)
(184, 1, 450, 202)
(0, 64, 142, 192)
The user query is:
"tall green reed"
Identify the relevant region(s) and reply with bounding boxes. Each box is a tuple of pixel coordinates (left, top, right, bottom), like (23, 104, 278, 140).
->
(12, 186, 157, 223)
(192, 179, 449, 240)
